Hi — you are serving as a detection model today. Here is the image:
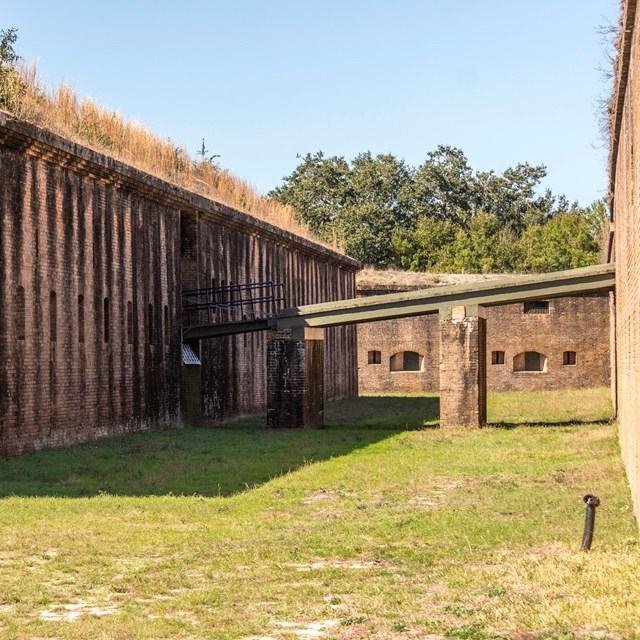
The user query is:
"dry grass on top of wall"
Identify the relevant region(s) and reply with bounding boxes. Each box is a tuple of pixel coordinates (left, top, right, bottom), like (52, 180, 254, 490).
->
(1, 63, 333, 249)
(357, 268, 522, 289)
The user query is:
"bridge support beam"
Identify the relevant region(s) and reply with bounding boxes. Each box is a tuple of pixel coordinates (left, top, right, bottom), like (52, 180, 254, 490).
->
(267, 328, 325, 429)
(439, 305, 487, 428)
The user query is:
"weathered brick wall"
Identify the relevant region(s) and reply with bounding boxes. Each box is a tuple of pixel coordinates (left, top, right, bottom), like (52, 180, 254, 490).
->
(0, 143, 182, 455)
(357, 286, 610, 394)
(0, 113, 358, 454)
(610, 0, 640, 523)
(266, 333, 325, 429)
(439, 309, 486, 428)
(196, 219, 357, 421)
(357, 314, 440, 393)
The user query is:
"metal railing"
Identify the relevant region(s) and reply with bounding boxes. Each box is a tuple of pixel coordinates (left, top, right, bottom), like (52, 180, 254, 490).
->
(182, 281, 286, 326)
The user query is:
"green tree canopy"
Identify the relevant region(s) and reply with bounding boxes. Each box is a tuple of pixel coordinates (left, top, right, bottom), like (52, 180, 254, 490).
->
(270, 147, 605, 272)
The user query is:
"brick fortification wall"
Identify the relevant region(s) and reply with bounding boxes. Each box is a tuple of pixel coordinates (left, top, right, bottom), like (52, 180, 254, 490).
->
(610, 0, 640, 522)
(192, 215, 357, 421)
(0, 112, 358, 455)
(358, 285, 610, 394)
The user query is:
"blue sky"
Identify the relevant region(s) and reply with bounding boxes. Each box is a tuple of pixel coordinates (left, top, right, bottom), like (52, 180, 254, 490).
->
(1, 0, 619, 206)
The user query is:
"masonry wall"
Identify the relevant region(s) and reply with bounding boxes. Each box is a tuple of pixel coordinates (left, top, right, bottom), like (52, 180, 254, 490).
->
(358, 288, 610, 394)
(193, 216, 357, 421)
(0, 142, 182, 455)
(0, 113, 357, 454)
(610, 0, 640, 523)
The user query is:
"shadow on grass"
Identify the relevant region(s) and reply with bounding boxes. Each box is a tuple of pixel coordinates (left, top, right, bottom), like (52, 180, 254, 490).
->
(0, 396, 440, 499)
(489, 418, 613, 430)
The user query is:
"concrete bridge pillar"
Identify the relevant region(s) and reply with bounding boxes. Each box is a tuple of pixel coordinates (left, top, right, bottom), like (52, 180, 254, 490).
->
(267, 328, 325, 428)
(439, 305, 487, 428)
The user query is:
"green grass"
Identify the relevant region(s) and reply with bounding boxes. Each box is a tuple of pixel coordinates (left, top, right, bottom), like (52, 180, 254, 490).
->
(0, 387, 637, 639)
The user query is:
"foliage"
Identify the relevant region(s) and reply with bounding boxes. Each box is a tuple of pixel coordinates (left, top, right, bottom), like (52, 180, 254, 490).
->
(0, 27, 25, 111)
(519, 210, 602, 272)
(271, 151, 415, 266)
(271, 146, 605, 272)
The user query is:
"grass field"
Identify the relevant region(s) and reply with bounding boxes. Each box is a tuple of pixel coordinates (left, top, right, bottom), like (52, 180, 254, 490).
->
(0, 387, 637, 639)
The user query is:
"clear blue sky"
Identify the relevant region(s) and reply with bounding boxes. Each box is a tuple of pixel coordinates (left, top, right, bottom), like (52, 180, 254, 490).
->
(1, 0, 619, 206)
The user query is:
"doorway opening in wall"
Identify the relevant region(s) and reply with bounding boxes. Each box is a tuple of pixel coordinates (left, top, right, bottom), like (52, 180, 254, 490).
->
(513, 351, 547, 373)
(390, 351, 423, 372)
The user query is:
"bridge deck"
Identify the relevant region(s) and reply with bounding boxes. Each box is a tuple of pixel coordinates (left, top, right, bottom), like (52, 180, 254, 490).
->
(182, 264, 615, 339)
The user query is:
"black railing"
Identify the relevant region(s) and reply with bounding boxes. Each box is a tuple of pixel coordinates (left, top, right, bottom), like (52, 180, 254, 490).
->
(182, 281, 286, 326)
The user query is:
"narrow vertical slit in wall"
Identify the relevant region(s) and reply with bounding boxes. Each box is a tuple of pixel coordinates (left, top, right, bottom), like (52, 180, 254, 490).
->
(127, 301, 133, 345)
(103, 297, 110, 343)
(50, 291, 57, 343)
(78, 294, 85, 343)
(15, 286, 25, 340)
(35, 228, 39, 258)
(221, 280, 226, 320)
(148, 303, 154, 345)
(164, 304, 169, 347)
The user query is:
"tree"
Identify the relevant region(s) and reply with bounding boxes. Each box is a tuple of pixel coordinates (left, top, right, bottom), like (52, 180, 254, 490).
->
(269, 152, 350, 238)
(391, 217, 458, 271)
(411, 146, 475, 226)
(270, 151, 415, 266)
(270, 146, 602, 271)
(0, 27, 21, 110)
(519, 210, 601, 272)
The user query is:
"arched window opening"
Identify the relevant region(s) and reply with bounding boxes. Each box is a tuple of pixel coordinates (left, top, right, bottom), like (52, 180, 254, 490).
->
(491, 350, 505, 365)
(513, 351, 547, 373)
(563, 351, 577, 366)
(103, 298, 110, 343)
(50, 291, 57, 343)
(524, 301, 549, 315)
(78, 295, 85, 343)
(15, 286, 25, 340)
(368, 350, 381, 365)
(164, 305, 170, 347)
(148, 303, 154, 345)
(390, 351, 423, 372)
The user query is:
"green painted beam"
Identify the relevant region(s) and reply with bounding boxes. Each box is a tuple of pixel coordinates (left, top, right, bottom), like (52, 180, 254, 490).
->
(276, 263, 615, 330)
(182, 318, 271, 340)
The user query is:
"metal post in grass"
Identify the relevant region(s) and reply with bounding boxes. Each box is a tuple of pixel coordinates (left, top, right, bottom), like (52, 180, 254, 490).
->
(581, 494, 600, 551)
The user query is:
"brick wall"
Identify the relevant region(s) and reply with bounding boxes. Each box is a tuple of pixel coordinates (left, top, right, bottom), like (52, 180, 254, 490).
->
(195, 219, 357, 421)
(0, 144, 182, 455)
(357, 286, 610, 394)
(610, 0, 640, 523)
(0, 112, 358, 454)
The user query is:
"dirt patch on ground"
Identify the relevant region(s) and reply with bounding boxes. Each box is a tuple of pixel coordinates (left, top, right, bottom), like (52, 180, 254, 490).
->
(39, 600, 119, 622)
(244, 618, 340, 639)
(286, 559, 391, 571)
(302, 489, 357, 505)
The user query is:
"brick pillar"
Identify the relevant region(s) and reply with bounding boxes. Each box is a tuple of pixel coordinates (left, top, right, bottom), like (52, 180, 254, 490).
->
(267, 328, 325, 429)
(439, 305, 487, 428)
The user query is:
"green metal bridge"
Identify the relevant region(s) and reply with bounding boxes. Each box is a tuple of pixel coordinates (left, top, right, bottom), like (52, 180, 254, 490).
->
(182, 263, 615, 340)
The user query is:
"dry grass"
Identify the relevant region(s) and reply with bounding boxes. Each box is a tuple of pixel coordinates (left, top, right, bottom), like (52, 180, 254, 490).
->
(0, 62, 331, 247)
(357, 268, 522, 289)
